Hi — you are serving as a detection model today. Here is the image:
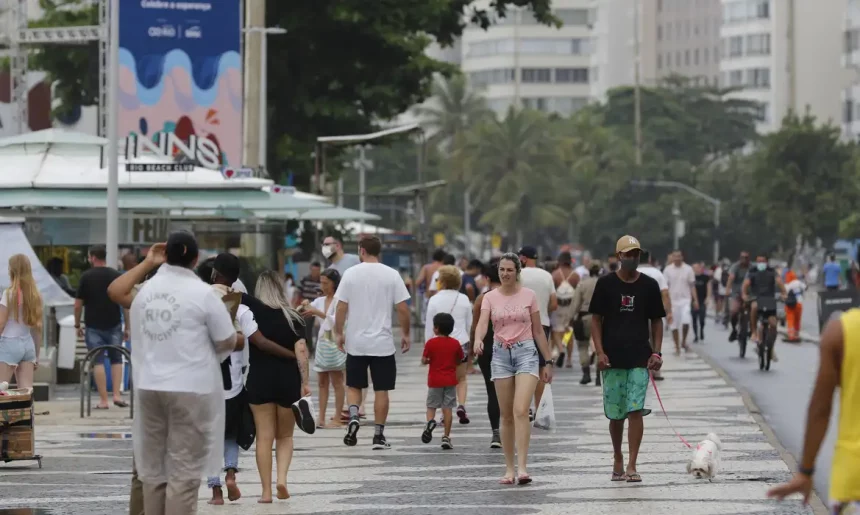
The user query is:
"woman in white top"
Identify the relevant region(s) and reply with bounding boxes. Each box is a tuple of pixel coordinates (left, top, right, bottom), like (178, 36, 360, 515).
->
(424, 265, 473, 424)
(0, 254, 43, 389)
(300, 268, 346, 428)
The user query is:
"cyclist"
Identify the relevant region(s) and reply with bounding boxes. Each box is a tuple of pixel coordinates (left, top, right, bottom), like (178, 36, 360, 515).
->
(742, 254, 786, 359)
(725, 251, 752, 341)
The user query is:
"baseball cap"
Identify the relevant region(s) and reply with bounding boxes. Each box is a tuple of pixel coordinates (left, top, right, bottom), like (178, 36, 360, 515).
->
(213, 253, 241, 284)
(518, 246, 538, 260)
(615, 235, 641, 254)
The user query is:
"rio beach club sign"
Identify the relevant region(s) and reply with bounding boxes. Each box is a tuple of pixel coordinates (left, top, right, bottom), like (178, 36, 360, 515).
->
(125, 133, 221, 171)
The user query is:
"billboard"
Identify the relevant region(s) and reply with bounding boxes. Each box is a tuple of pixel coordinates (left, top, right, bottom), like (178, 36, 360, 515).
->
(119, 0, 242, 168)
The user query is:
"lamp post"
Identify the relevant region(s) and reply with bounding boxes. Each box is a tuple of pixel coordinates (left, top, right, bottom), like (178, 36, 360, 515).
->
(244, 26, 287, 172)
(630, 180, 722, 263)
(106, 0, 120, 269)
(633, 0, 643, 166)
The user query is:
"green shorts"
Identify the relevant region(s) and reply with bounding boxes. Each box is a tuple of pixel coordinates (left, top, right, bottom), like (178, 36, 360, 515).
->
(602, 368, 651, 420)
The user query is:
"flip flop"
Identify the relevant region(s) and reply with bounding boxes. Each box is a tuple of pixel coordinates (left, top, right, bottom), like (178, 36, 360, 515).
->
(94, 405, 109, 410)
(626, 473, 642, 483)
(611, 472, 627, 481)
(498, 477, 515, 485)
(113, 400, 129, 408)
(517, 474, 532, 485)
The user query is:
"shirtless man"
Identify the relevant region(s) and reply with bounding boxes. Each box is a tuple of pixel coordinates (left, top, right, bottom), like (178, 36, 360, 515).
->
(416, 249, 447, 312)
(551, 251, 580, 367)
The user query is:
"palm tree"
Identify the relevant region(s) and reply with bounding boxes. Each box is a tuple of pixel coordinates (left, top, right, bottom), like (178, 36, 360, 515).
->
(465, 107, 567, 248)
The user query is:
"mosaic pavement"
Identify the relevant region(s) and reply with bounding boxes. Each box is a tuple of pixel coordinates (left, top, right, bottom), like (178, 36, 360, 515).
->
(0, 347, 819, 515)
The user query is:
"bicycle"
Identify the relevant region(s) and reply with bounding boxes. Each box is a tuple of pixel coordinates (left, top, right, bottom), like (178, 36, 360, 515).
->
(735, 299, 751, 359)
(755, 300, 779, 372)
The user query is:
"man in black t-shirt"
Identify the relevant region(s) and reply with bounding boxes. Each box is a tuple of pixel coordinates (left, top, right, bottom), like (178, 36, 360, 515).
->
(589, 235, 665, 483)
(692, 262, 711, 342)
(74, 245, 128, 409)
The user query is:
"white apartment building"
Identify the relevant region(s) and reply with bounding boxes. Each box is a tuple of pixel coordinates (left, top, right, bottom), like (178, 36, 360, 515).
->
(460, 0, 595, 117)
(844, 0, 860, 139)
(720, 0, 846, 132)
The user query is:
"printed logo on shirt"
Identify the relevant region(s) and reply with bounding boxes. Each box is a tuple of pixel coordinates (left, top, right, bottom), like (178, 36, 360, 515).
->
(620, 295, 635, 312)
(140, 292, 181, 342)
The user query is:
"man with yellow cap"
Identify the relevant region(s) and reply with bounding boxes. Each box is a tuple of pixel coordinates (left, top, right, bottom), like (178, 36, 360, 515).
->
(589, 235, 666, 483)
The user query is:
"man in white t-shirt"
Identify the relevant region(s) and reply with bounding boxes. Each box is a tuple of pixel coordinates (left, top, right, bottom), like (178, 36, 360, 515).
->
(335, 235, 411, 450)
(663, 250, 698, 354)
(518, 246, 557, 415)
(638, 250, 672, 380)
(131, 232, 237, 514)
(575, 256, 591, 282)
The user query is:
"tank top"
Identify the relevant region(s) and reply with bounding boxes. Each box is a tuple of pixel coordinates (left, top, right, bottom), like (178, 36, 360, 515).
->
(831, 308, 860, 502)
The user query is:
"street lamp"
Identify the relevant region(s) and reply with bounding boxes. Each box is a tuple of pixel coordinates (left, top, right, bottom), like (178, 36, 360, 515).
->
(630, 179, 722, 263)
(244, 26, 287, 171)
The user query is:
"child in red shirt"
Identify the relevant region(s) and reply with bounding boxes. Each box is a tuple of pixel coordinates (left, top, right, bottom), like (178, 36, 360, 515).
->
(421, 313, 465, 449)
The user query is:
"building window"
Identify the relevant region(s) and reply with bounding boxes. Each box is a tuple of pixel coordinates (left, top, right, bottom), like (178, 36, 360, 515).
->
(685, 49, 690, 65)
(746, 33, 771, 56)
(756, 102, 770, 123)
(704, 47, 709, 64)
(555, 67, 590, 83)
(657, 54, 662, 69)
(694, 48, 700, 65)
(725, 36, 743, 58)
(724, 0, 770, 24)
(726, 70, 743, 87)
(747, 67, 771, 88)
(522, 97, 549, 111)
(522, 68, 552, 83)
(676, 51, 681, 67)
(657, 24, 663, 41)
(467, 38, 592, 57)
(468, 68, 515, 87)
(846, 29, 860, 53)
(555, 8, 590, 26)
(666, 52, 672, 69)
(845, 99, 855, 124)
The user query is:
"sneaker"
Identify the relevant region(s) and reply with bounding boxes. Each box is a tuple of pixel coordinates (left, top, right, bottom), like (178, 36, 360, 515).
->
(343, 419, 360, 447)
(372, 434, 391, 450)
(421, 420, 437, 444)
(728, 329, 737, 342)
(457, 405, 470, 425)
(528, 409, 535, 422)
(441, 436, 453, 450)
(490, 433, 502, 449)
(557, 352, 566, 369)
(291, 397, 316, 435)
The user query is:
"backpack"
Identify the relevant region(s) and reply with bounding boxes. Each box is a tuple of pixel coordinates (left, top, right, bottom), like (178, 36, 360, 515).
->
(720, 266, 730, 287)
(556, 271, 576, 307)
(785, 289, 798, 307)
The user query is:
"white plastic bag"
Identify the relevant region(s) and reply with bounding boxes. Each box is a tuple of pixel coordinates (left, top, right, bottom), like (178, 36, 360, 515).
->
(533, 384, 557, 432)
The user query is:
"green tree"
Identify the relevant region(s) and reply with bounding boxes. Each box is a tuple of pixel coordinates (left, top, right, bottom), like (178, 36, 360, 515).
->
(28, 0, 99, 120)
(464, 107, 565, 248)
(748, 111, 860, 245)
(596, 75, 761, 165)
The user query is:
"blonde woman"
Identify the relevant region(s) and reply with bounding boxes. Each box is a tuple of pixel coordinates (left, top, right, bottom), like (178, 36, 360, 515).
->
(300, 268, 346, 428)
(243, 271, 311, 503)
(0, 254, 43, 389)
(424, 265, 473, 424)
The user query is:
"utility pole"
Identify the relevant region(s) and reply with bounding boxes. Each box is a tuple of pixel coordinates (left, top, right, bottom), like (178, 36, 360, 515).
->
(244, 25, 287, 172)
(633, 0, 643, 166)
(105, 0, 119, 269)
(353, 146, 372, 235)
(242, 0, 265, 167)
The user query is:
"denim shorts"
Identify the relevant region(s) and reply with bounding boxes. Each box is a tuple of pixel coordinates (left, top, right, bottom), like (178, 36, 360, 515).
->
(0, 335, 37, 366)
(490, 339, 540, 381)
(85, 325, 124, 365)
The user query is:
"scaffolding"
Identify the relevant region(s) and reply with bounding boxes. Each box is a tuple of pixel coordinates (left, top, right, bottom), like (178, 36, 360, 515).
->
(0, 0, 106, 136)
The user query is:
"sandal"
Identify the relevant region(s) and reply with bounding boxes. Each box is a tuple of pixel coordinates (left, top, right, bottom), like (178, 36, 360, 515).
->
(517, 474, 532, 485)
(113, 400, 129, 408)
(626, 473, 642, 483)
(611, 472, 627, 481)
(498, 477, 515, 485)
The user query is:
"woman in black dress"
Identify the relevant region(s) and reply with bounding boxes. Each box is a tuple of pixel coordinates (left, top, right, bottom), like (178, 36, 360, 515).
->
(470, 259, 502, 449)
(241, 271, 310, 503)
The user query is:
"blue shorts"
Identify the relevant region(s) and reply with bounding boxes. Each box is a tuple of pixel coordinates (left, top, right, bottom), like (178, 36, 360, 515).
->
(85, 326, 124, 365)
(0, 335, 37, 366)
(490, 340, 539, 381)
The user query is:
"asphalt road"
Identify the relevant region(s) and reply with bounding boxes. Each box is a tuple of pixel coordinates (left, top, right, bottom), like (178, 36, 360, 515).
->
(691, 316, 838, 501)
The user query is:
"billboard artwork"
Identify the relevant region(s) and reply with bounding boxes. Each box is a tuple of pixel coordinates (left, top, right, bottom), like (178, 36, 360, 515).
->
(119, 0, 242, 168)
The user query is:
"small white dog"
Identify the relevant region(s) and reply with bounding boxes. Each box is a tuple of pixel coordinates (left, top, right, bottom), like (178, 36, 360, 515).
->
(686, 432, 722, 480)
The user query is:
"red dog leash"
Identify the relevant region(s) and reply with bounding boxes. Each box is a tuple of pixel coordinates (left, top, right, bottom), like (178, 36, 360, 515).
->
(649, 373, 692, 449)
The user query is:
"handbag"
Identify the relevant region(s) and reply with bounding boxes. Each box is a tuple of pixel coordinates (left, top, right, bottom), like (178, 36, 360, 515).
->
(236, 390, 256, 451)
(572, 313, 586, 341)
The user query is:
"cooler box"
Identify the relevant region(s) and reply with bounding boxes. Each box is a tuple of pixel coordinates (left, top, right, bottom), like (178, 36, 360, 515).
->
(57, 315, 77, 370)
(0, 388, 35, 460)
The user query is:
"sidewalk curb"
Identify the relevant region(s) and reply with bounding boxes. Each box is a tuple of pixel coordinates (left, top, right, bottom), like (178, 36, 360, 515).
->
(693, 348, 828, 515)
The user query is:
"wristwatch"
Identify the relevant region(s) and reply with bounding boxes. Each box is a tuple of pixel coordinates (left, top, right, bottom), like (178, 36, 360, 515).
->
(545, 359, 555, 366)
(655, 352, 662, 357)
(798, 465, 814, 477)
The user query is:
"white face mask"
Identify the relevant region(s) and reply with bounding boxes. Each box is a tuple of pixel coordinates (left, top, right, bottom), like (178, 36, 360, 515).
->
(321, 245, 334, 259)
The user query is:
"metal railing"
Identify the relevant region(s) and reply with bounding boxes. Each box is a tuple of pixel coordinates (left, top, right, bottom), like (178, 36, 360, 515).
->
(79, 345, 133, 419)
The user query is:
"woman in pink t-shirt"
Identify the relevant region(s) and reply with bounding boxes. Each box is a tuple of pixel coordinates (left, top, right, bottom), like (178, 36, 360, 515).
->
(474, 253, 553, 485)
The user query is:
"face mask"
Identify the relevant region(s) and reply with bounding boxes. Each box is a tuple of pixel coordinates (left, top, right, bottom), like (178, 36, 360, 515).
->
(321, 245, 333, 259)
(609, 263, 618, 272)
(620, 258, 638, 272)
(757, 262, 766, 271)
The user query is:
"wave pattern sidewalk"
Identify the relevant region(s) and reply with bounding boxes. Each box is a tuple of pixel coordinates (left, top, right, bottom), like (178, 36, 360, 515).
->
(0, 351, 816, 514)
